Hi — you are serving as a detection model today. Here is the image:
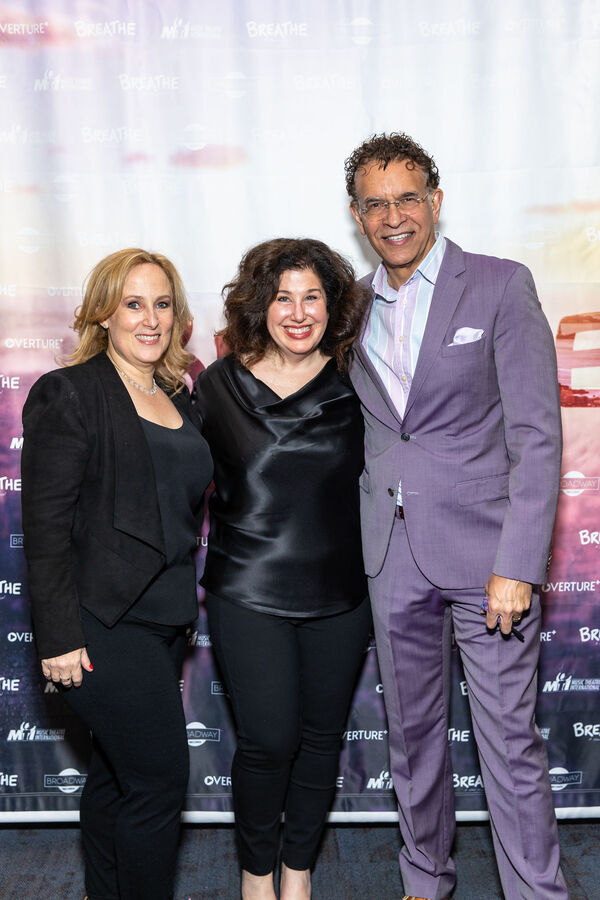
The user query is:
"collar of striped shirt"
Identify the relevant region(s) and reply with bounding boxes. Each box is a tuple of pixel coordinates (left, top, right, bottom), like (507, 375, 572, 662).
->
(371, 234, 447, 302)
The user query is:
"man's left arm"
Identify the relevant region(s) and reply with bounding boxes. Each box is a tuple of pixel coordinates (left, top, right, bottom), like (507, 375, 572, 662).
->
(485, 264, 562, 633)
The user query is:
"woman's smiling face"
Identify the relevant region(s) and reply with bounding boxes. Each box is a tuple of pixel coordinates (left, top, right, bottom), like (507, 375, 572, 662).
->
(266, 268, 329, 362)
(102, 263, 174, 371)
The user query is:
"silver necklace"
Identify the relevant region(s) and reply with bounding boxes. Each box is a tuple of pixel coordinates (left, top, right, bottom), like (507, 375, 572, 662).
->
(116, 366, 157, 395)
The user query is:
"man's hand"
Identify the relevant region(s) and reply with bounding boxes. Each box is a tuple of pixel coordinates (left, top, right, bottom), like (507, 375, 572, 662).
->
(41, 647, 93, 688)
(484, 573, 532, 635)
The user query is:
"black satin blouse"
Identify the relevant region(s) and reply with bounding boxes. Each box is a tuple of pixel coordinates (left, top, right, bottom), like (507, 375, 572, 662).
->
(193, 355, 367, 617)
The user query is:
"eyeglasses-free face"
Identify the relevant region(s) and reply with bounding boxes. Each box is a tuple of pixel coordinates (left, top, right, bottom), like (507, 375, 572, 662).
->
(102, 263, 174, 376)
(350, 158, 443, 289)
(265, 268, 329, 363)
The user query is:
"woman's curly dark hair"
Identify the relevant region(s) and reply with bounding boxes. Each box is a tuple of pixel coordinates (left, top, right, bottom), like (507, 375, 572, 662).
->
(221, 238, 370, 374)
(344, 132, 440, 202)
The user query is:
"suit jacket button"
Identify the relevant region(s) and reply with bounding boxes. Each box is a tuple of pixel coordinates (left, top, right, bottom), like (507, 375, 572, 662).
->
(387, 488, 394, 497)
(401, 432, 410, 441)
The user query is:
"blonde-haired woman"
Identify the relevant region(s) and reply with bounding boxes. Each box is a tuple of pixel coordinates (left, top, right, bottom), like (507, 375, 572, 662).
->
(21, 248, 212, 900)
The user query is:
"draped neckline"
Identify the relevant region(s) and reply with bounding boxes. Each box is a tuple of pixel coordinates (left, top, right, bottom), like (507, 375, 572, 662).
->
(225, 355, 339, 415)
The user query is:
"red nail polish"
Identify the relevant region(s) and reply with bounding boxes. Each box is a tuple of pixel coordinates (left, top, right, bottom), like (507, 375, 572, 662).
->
(89, 664, 94, 671)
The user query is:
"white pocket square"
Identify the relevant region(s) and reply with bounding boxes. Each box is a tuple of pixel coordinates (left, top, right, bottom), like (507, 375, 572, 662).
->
(448, 327, 484, 346)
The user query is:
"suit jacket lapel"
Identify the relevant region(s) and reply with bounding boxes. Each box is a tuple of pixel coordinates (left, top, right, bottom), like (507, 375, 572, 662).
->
(352, 277, 403, 428)
(403, 239, 466, 421)
(353, 340, 403, 428)
(91, 353, 165, 553)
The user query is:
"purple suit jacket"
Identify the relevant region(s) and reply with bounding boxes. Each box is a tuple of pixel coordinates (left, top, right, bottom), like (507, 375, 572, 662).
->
(350, 238, 562, 588)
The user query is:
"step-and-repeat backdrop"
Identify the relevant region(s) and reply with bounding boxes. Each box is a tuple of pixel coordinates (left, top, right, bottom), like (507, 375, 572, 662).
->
(1, 1, 599, 821)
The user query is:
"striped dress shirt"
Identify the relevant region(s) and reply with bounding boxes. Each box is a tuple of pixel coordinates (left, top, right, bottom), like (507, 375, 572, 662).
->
(362, 235, 447, 503)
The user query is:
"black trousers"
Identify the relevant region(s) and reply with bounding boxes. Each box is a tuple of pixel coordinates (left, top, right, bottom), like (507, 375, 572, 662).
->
(62, 608, 189, 900)
(206, 593, 371, 875)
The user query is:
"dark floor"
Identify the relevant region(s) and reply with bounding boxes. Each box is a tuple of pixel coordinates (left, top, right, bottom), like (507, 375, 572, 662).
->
(0, 820, 597, 898)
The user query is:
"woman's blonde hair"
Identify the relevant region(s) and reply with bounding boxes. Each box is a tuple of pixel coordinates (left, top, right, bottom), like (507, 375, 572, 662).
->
(63, 248, 193, 392)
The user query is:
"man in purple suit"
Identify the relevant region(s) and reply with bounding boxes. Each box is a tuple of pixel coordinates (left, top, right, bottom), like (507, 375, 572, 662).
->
(345, 133, 567, 900)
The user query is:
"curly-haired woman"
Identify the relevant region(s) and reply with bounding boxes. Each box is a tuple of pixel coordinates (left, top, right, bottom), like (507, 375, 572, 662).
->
(193, 238, 372, 900)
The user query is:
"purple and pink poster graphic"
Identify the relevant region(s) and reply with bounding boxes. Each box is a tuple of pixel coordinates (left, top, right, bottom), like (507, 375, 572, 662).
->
(1, 0, 599, 821)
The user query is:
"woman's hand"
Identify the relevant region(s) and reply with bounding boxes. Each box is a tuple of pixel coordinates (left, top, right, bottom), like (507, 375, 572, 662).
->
(41, 648, 93, 688)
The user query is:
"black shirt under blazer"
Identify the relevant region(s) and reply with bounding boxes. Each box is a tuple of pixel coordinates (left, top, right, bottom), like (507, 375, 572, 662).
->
(21, 352, 192, 659)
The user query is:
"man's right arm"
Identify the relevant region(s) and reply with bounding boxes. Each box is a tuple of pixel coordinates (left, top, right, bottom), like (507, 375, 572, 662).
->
(491, 263, 562, 585)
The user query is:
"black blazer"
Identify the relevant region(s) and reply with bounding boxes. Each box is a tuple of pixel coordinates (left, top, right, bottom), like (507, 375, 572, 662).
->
(21, 352, 192, 659)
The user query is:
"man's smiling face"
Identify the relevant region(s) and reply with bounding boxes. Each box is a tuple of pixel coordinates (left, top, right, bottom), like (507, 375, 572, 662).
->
(350, 158, 443, 289)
